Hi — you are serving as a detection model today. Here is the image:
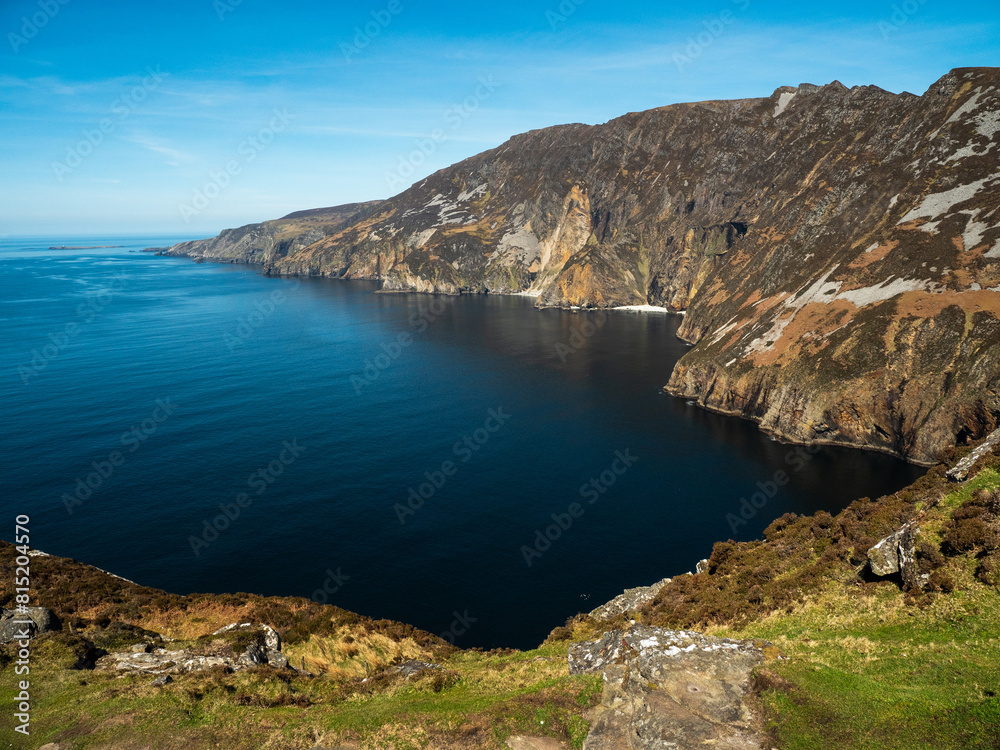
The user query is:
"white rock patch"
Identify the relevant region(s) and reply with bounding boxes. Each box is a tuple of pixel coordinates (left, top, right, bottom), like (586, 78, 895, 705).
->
(961, 210, 991, 250)
(834, 276, 936, 307)
(945, 87, 984, 124)
(745, 266, 941, 355)
(773, 91, 796, 117)
(901, 175, 994, 222)
(745, 267, 842, 354)
(613, 304, 671, 313)
(409, 229, 436, 248)
(457, 183, 487, 202)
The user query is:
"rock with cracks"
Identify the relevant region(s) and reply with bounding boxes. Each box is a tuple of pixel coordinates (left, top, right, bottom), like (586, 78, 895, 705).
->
(569, 625, 769, 749)
(867, 522, 924, 589)
(0, 607, 60, 643)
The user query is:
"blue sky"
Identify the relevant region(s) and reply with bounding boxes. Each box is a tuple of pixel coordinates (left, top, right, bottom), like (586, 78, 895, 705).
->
(1, 0, 997, 237)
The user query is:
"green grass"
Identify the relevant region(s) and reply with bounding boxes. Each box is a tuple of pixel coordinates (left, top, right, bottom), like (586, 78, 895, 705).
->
(703, 469, 1000, 750)
(1, 642, 599, 749)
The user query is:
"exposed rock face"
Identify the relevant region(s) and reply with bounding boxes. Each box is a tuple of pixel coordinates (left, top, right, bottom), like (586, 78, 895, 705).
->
(948, 426, 1000, 481)
(161, 67, 1000, 463)
(867, 522, 923, 588)
(0, 607, 60, 643)
(569, 626, 768, 749)
(392, 659, 439, 676)
(96, 623, 291, 675)
(157, 202, 383, 266)
(589, 578, 673, 621)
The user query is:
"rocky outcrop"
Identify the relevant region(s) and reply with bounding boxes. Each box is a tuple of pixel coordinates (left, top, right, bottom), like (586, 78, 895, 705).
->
(154, 202, 383, 266)
(569, 626, 770, 749)
(589, 578, 673, 621)
(0, 607, 59, 643)
(96, 623, 292, 675)
(867, 523, 924, 589)
(948, 426, 1000, 481)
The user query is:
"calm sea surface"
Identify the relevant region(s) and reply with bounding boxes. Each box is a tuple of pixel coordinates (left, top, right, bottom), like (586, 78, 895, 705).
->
(0, 236, 925, 648)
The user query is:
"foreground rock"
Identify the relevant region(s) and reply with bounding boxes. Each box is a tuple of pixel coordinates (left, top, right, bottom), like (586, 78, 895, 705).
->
(570, 626, 769, 749)
(867, 522, 919, 586)
(0, 607, 60, 643)
(96, 623, 292, 675)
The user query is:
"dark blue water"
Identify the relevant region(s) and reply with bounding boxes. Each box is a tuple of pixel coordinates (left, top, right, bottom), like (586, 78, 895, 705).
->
(0, 237, 925, 649)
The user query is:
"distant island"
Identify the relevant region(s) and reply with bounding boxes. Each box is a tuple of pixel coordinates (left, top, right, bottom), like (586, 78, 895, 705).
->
(49, 245, 125, 249)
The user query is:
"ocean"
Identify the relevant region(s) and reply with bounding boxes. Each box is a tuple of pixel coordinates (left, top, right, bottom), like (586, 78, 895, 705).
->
(0, 236, 925, 648)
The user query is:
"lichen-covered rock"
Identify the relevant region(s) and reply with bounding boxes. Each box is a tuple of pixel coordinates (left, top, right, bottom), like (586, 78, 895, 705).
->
(97, 622, 291, 675)
(868, 531, 904, 576)
(589, 578, 672, 621)
(96, 647, 233, 675)
(947, 427, 1000, 481)
(213, 622, 281, 653)
(569, 626, 768, 749)
(867, 523, 924, 588)
(0, 607, 60, 643)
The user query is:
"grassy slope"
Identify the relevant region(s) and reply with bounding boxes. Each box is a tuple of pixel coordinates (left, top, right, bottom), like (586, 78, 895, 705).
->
(550, 454, 1000, 750)
(1, 643, 599, 749)
(0, 551, 599, 749)
(2, 446, 998, 749)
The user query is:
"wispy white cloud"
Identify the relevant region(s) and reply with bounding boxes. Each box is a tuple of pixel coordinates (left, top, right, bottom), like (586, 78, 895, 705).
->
(121, 134, 196, 167)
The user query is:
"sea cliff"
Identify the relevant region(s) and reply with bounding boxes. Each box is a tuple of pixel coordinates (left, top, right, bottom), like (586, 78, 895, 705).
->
(158, 67, 1000, 464)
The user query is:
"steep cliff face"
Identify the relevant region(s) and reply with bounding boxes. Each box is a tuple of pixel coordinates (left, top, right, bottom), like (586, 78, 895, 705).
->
(162, 202, 383, 265)
(165, 67, 1000, 463)
(662, 68, 1000, 465)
